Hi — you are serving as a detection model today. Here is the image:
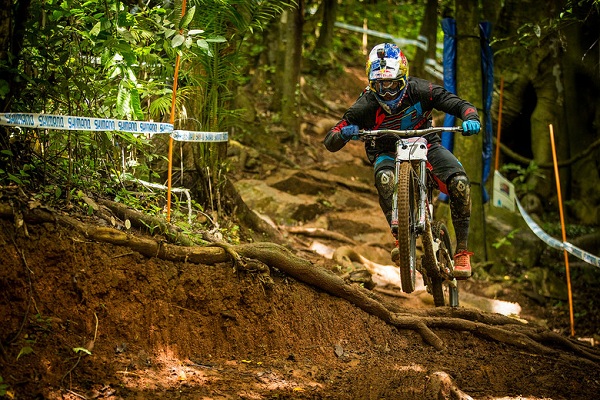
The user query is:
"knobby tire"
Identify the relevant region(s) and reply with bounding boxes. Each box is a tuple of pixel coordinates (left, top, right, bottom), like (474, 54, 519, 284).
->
(397, 162, 418, 293)
(430, 221, 458, 307)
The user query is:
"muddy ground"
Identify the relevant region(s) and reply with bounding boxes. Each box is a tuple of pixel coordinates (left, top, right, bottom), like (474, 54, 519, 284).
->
(1, 67, 600, 399)
(1, 209, 599, 400)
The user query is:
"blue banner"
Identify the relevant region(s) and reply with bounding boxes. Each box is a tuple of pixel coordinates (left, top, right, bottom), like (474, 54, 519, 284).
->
(480, 21, 494, 203)
(440, 18, 491, 203)
(441, 18, 456, 153)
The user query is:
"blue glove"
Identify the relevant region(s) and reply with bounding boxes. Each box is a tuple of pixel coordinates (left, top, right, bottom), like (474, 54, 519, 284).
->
(340, 124, 360, 141)
(462, 120, 480, 136)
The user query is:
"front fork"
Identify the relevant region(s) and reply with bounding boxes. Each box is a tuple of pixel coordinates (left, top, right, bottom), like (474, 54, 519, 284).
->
(416, 159, 427, 233)
(390, 159, 428, 236)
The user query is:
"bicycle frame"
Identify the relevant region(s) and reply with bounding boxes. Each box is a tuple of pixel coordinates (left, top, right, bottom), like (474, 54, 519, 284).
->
(358, 126, 462, 306)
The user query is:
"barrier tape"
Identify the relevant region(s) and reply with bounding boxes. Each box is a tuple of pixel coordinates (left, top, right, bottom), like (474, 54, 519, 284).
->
(1, 113, 229, 143)
(170, 130, 228, 142)
(1, 113, 173, 134)
(516, 198, 600, 268)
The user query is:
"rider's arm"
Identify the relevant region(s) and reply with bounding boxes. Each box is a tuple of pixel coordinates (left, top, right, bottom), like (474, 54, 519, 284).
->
(324, 92, 378, 152)
(324, 120, 354, 152)
(414, 78, 480, 122)
(433, 85, 479, 121)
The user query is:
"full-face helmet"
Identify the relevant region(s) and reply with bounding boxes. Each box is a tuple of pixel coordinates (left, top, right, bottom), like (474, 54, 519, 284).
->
(365, 43, 409, 113)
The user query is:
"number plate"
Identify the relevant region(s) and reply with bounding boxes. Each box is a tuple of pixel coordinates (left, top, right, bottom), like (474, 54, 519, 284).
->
(396, 137, 428, 161)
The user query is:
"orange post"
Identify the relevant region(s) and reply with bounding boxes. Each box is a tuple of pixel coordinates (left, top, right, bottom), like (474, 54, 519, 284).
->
(549, 124, 575, 337)
(166, 0, 188, 223)
(494, 76, 504, 172)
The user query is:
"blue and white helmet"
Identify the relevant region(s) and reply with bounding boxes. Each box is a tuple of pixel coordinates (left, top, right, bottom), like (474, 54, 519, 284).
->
(366, 43, 409, 113)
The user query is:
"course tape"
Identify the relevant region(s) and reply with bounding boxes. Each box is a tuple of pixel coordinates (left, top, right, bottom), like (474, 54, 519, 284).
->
(1, 113, 229, 143)
(170, 130, 228, 142)
(1, 113, 173, 134)
(516, 198, 600, 268)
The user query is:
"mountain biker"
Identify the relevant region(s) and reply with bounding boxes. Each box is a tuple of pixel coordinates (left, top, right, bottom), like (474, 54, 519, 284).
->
(323, 43, 480, 279)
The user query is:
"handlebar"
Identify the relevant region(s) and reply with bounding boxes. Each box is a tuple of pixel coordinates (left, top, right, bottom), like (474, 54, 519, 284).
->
(357, 126, 463, 139)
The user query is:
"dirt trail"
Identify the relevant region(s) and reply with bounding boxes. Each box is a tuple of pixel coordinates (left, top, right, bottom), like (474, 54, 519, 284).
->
(1, 68, 599, 399)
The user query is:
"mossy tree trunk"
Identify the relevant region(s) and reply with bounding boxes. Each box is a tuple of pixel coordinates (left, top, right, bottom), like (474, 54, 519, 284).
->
(454, 0, 486, 261)
(0, 0, 30, 113)
(412, 0, 439, 81)
(490, 0, 600, 224)
(559, 17, 600, 225)
(278, 5, 304, 143)
(314, 0, 338, 55)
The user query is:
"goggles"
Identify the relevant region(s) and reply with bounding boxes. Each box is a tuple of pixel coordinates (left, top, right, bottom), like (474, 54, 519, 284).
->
(371, 77, 407, 100)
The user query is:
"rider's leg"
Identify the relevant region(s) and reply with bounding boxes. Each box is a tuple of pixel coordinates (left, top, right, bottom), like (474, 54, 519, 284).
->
(427, 142, 473, 279)
(374, 155, 396, 229)
(447, 172, 473, 279)
(375, 167, 395, 227)
(447, 172, 471, 252)
(374, 155, 398, 262)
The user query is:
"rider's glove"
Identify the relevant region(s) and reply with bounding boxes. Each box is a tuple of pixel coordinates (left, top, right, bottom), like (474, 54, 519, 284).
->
(340, 124, 360, 141)
(461, 120, 480, 136)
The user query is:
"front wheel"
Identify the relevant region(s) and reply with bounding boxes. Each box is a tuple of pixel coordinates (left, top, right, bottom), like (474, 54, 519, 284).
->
(396, 162, 418, 293)
(430, 221, 459, 307)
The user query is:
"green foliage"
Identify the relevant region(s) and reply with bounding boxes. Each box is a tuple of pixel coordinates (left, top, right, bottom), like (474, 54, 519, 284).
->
(73, 347, 92, 356)
(500, 162, 545, 194)
(493, 0, 599, 56)
(0, 376, 9, 396)
(16, 345, 34, 360)
(542, 220, 597, 238)
(560, 0, 600, 20)
(316, 0, 425, 63)
(173, 0, 296, 213)
(492, 228, 520, 249)
(1, 0, 293, 239)
(1, 0, 195, 205)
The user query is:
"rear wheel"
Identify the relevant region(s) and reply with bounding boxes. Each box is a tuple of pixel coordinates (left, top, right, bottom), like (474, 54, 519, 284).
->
(397, 162, 418, 293)
(430, 221, 459, 307)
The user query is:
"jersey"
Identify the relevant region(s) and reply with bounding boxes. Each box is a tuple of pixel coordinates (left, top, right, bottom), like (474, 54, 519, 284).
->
(324, 76, 480, 164)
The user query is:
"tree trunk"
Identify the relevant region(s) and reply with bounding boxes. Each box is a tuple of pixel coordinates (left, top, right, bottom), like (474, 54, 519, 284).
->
(0, 0, 11, 64)
(489, 0, 600, 224)
(560, 17, 600, 225)
(412, 0, 438, 80)
(454, 0, 485, 261)
(0, 0, 31, 113)
(315, 0, 337, 53)
(280, 4, 304, 143)
(528, 40, 565, 200)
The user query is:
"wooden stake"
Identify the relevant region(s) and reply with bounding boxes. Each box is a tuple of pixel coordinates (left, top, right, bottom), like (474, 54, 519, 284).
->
(549, 124, 575, 337)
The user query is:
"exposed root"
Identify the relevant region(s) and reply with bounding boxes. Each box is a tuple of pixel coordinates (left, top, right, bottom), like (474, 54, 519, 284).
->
(2, 202, 600, 363)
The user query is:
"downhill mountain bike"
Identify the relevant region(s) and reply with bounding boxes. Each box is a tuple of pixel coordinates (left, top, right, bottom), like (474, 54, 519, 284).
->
(357, 126, 463, 307)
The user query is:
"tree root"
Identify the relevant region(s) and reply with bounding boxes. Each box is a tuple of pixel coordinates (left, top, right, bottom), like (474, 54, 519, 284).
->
(1, 202, 599, 363)
(425, 371, 474, 400)
(97, 198, 196, 246)
(284, 226, 357, 244)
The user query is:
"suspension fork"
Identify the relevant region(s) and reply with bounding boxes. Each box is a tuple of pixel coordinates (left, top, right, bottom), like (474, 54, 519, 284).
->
(416, 159, 428, 234)
(390, 160, 401, 235)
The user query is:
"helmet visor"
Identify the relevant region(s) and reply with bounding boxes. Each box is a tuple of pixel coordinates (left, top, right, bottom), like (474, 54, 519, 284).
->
(371, 78, 406, 100)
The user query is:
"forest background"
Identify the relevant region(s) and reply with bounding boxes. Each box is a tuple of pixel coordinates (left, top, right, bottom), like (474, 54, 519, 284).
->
(2, 0, 600, 311)
(1, 0, 600, 295)
(1, 0, 600, 398)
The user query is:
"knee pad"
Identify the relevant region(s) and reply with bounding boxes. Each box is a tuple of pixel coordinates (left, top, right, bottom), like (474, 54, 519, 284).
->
(375, 168, 395, 201)
(375, 168, 395, 224)
(447, 173, 471, 220)
(448, 174, 470, 196)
